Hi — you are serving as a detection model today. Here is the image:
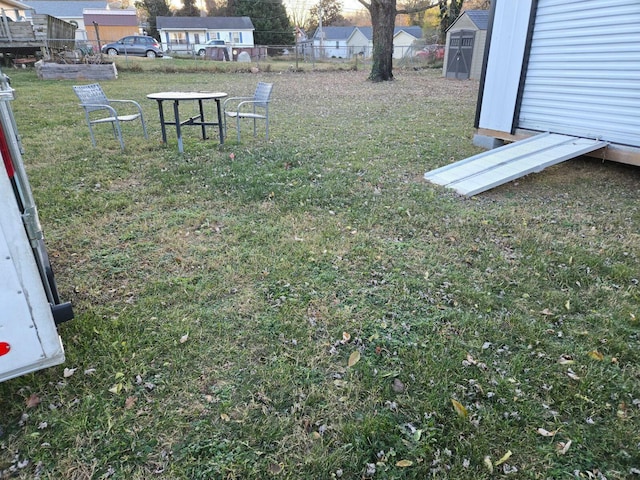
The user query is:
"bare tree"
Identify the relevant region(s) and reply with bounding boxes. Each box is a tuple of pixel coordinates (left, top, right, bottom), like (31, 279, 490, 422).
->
(358, 0, 485, 82)
(307, 0, 346, 35)
(358, 0, 438, 82)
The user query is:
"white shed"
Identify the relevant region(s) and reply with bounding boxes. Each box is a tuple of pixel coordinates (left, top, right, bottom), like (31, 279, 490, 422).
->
(475, 0, 640, 166)
(426, 0, 640, 196)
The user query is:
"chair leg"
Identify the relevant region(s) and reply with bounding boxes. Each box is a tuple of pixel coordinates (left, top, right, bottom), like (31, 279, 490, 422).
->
(236, 115, 241, 143)
(113, 119, 125, 151)
(85, 114, 97, 147)
(140, 115, 148, 139)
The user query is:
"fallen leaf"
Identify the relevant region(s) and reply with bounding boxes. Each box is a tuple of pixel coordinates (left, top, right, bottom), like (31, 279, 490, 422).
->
(268, 463, 283, 474)
(348, 350, 361, 367)
(540, 308, 554, 316)
(220, 413, 230, 422)
(483, 456, 493, 473)
(466, 353, 477, 365)
(180, 333, 189, 344)
(63, 367, 77, 378)
(342, 331, 351, 343)
(108, 383, 123, 395)
(558, 354, 574, 365)
(556, 440, 572, 454)
(124, 396, 137, 409)
(26, 393, 41, 408)
(537, 427, 558, 437)
(494, 450, 512, 466)
(565, 299, 571, 311)
(588, 350, 604, 361)
(451, 399, 468, 418)
(84, 368, 96, 375)
(396, 460, 413, 468)
(567, 370, 581, 381)
(392, 378, 405, 393)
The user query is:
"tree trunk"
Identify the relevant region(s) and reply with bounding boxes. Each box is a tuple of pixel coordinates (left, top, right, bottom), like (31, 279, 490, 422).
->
(368, 0, 397, 82)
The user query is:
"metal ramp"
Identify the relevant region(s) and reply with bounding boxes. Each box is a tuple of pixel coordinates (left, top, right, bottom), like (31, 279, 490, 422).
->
(424, 133, 607, 197)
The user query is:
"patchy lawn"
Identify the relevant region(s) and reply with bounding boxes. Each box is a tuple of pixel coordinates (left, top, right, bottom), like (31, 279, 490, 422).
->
(0, 66, 639, 479)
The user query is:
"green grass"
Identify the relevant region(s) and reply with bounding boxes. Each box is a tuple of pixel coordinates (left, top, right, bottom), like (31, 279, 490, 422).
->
(0, 62, 639, 479)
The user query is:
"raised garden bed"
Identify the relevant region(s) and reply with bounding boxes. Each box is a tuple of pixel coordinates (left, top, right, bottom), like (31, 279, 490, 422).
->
(35, 61, 118, 80)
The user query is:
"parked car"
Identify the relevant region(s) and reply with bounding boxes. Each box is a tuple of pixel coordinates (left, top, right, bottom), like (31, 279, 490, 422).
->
(416, 44, 445, 61)
(193, 39, 228, 57)
(101, 36, 163, 58)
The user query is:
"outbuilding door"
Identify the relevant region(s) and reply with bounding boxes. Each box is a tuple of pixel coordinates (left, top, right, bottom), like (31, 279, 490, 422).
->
(518, 0, 640, 148)
(446, 30, 475, 79)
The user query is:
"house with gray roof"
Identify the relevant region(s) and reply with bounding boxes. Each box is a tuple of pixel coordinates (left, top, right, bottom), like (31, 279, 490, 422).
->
(24, 1, 107, 40)
(156, 16, 254, 54)
(313, 25, 422, 59)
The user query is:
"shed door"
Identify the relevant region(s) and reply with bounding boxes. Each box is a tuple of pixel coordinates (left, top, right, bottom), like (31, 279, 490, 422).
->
(518, 0, 640, 147)
(446, 30, 475, 79)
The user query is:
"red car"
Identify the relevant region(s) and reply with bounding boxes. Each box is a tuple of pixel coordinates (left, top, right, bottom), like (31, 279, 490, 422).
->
(416, 45, 445, 61)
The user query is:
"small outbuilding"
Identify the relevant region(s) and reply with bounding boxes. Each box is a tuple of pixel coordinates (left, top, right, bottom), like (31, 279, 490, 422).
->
(443, 10, 488, 80)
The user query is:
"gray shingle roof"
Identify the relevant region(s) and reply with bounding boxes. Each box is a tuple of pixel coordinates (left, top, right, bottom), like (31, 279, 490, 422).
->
(156, 16, 254, 30)
(312, 26, 355, 40)
(314, 25, 422, 41)
(24, 1, 107, 17)
(464, 10, 489, 30)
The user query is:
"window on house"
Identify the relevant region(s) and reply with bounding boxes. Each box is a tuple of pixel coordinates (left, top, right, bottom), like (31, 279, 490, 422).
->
(170, 32, 186, 45)
(336, 41, 339, 49)
(231, 32, 240, 44)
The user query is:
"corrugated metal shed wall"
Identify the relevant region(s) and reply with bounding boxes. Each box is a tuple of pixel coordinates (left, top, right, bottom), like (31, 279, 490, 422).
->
(518, 0, 640, 148)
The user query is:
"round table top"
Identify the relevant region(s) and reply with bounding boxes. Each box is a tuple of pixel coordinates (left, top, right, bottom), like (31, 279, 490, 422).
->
(147, 91, 228, 100)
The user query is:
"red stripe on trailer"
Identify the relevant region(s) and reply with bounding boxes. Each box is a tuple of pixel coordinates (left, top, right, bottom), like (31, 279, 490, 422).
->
(0, 121, 14, 178)
(0, 342, 10, 356)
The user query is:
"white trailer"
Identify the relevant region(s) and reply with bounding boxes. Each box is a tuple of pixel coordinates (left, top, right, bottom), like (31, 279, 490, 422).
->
(0, 70, 73, 383)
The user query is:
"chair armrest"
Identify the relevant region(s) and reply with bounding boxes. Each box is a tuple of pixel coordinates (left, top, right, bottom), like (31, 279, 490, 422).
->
(232, 99, 271, 113)
(223, 96, 254, 109)
(107, 99, 145, 114)
(79, 103, 119, 116)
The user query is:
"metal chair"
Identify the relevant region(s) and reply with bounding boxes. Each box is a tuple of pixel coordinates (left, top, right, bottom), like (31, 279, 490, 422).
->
(72, 83, 147, 150)
(223, 82, 273, 142)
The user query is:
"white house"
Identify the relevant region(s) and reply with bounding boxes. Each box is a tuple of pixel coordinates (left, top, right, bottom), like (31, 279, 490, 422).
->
(314, 26, 422, 59)
(312, 26, 353, 58)
(23, 1, 107, 40)
(156, 16, 254, 53)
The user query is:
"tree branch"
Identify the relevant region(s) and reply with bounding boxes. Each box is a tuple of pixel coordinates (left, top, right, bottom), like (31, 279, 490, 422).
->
(357, 0, 371, 10)
(396, 3, 437, 14)
(396, 0, 438, 15)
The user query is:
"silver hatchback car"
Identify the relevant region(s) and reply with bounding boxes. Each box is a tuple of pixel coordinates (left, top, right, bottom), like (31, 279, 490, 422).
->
(101, 36, 164, 58)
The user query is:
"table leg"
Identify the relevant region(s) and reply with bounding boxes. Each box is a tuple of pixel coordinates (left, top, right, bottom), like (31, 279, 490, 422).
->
(198, 99, 207, 140)
(173, 100, 183, 153)
(216, 99, 224, 145)
(156, 100, 167, 144)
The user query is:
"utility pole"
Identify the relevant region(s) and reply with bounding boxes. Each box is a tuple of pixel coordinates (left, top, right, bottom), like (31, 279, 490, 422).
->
(318, 7, 323, 58)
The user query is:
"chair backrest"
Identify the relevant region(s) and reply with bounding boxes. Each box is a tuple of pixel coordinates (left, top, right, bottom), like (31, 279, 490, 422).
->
(253, 82, 273, 108)
(73, 84, 110, 112)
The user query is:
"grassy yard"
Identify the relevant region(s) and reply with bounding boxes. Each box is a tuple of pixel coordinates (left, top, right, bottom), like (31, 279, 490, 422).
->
(0, 61, 639, 479)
